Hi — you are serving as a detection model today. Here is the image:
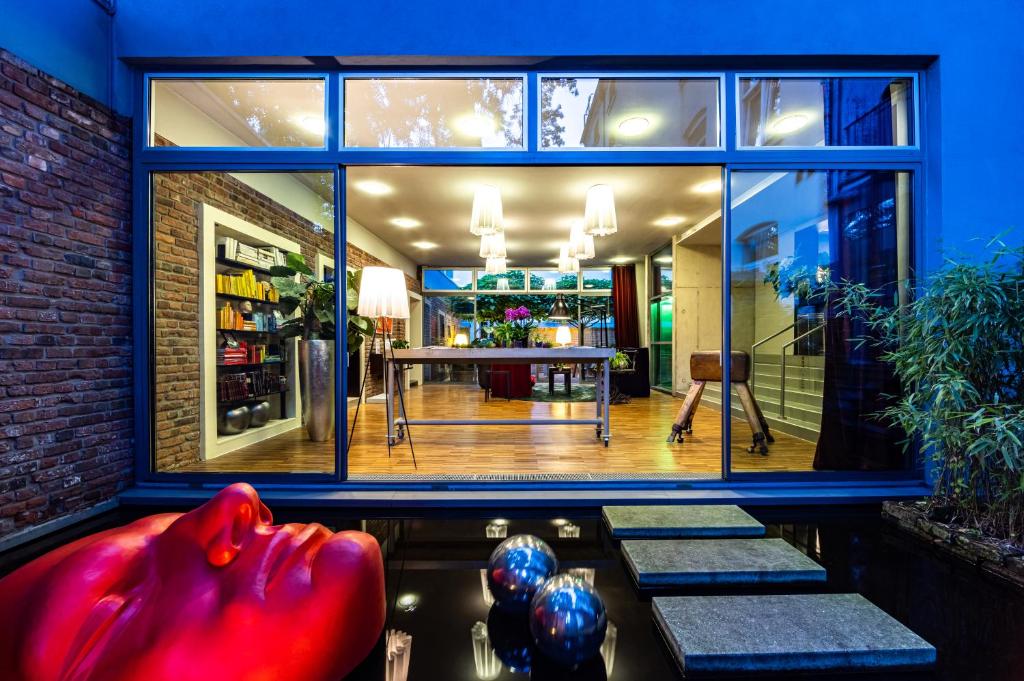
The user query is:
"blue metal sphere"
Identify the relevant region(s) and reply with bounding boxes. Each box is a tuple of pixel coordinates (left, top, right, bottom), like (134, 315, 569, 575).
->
(485, 604, 535, 673)
(486, 534, 559, 612)
(529, 573, 608, 668)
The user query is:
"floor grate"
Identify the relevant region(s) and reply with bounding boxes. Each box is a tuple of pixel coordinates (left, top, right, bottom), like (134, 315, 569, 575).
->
(349, 471, 720, 482)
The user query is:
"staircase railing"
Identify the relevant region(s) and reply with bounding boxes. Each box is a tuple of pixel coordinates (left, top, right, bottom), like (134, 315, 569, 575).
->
(778, 322, 826, 418)
(750, 323, 795, 394)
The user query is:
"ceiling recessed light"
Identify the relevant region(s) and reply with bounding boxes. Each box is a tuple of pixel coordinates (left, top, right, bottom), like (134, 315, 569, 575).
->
(609, 256, 634, 264)
(390, 217, 421, 229)
(411, 241, 437, 249)
(654, 255, 672, 264)
(295, 114, 325, 136)
(455, 113, 495, 138)
(692, 179, 722, 194)
(767, 112, 810, 135)
(653, 215, 686, 227)
(617, 116, 651, 137)
(354, 180, 392, 196)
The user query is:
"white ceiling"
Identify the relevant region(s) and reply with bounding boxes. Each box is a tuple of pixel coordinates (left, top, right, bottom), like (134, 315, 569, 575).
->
(346, 166, 722, 266)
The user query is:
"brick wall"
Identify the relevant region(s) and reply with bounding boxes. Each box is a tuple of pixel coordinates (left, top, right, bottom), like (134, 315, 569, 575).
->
(0, 50, 133, 539)
(153, 172, 420, 469)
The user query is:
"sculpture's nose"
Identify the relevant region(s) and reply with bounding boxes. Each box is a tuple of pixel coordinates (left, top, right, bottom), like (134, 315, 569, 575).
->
(197, 483, 273, 567)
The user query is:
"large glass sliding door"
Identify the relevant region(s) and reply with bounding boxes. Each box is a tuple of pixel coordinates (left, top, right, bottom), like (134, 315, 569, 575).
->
(728, 169, 913, 473)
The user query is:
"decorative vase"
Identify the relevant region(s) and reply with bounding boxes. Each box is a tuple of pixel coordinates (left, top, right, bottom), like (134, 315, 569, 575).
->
(514, 339, 527, 348)
(299, 339, 334, 442)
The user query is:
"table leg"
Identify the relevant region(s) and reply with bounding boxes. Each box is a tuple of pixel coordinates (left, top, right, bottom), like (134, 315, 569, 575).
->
(385, 356, 395, 445)
(602, 359, 611, 445)
(594, 363, 602, 438)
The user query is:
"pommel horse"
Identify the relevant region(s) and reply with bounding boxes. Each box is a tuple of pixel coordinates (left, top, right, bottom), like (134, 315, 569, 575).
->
(667, 350, 774, 455)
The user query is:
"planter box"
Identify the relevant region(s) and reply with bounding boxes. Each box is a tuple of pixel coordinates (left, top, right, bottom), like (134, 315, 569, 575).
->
(882, 501, 1024, 587)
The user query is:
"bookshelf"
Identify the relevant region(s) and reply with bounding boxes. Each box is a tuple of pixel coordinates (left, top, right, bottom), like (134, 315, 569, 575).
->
(199, 204, 303, 461)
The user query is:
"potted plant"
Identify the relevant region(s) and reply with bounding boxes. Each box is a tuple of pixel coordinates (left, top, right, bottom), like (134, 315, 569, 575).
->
(504, 306, 536, 348)
(272, 253, 373, 441)
(610, 350, 632, 370)
(491, 321, 515, 347)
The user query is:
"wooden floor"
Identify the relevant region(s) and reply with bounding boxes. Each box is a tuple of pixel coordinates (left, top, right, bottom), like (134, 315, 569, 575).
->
(181, 383, 817, 476)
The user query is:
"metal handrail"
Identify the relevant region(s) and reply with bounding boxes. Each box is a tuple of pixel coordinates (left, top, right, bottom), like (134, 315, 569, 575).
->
(779, 322, 826, 418)
(750, 323, 796, 393)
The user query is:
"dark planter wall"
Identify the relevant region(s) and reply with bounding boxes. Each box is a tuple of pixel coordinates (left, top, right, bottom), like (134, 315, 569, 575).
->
(0, 49, 132, 540)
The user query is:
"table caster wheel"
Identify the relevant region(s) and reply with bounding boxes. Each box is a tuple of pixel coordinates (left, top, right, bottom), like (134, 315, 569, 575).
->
(396, 426, 406, 441)
(759, 444, 769, 456)
(603, 437, 610, 447)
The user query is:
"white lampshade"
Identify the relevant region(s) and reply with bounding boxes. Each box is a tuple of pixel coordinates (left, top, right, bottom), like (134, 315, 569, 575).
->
(357, 266, 409, 319)
(567, 218, 596, 260)
(484, 256, 506, 275)
(454, 332, 469, 347)
(555, 325, 572, 346)
(496, 276, 510, 290)
(557, 243, 579, 274)
(584, 184, 618, 236)
(479, 232, 507, 259)
(469, 185, 503, 236)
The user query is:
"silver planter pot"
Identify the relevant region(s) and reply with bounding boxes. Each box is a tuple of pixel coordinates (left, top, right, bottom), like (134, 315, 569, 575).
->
(299, 339, 334, 442)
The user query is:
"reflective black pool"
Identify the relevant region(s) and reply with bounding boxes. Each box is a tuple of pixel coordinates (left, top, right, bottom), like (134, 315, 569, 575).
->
(2, 505, 1022, 680)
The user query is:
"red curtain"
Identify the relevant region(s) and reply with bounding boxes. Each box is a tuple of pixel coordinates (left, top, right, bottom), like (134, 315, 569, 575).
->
(611, 265, 640, 348)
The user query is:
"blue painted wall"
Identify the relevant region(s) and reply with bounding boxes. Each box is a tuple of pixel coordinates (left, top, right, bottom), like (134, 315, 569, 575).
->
(0, 0, 121, 109)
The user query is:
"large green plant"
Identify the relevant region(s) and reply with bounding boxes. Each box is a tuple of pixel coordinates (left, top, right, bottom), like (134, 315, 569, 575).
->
(270, 253, 374, 350)
(832, 239, 1024, 543)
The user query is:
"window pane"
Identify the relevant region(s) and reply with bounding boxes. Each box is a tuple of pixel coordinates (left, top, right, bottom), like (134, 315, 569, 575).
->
(422, 296, 476, 382)
(477, 269, 526, 291)
(423, 269, 473, 291)
(729, 169, 913, 472)
(739, 77, 915, 147)
(541, 77, 719, 148)
(579, 296, 615, 346)
(344, 78, 524, 148)
(152, 171, 336, 474)
(530, 269, 578, 291)
(581, 267, 612, 290)
(149, 78, 326, 147)
(651, 244, 673, 295)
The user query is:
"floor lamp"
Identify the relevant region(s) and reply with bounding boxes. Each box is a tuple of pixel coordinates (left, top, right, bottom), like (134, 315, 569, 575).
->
(347, 266, 416, 468)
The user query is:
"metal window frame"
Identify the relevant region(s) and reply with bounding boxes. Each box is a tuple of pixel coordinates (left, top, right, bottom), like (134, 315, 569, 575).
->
(340, 72, 530, 151)
(733, 72, 922, 152)
(535, 72, 727, 152)
(131, 64, 929, 489)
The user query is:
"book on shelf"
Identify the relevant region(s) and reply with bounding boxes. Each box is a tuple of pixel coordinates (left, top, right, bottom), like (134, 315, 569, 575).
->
(215, 269, 280, 302)
(217, 237, 285, 269)
(218, 303, 279, 333)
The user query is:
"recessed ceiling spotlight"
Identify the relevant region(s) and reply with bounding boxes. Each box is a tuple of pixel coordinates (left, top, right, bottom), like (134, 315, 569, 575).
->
(653, 215, 686, 227)
(692, 179, 722, 194)
(390, 217, 421, 229)
(609, 256, 634, 264)
(411, 241, 437, 249)
(354, 180, 392, 196)
(617, 116, 651, 137)
(456, 113, 496, 138)
(295, 114, 326, 136)
(654, 255, 672, 264)
(767, 112, 810, 135)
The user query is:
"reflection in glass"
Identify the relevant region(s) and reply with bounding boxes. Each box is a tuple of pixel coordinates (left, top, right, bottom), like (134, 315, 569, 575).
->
(485, 522, 509, 539)
(601, 620, 619, 677)
(423, 269, 473, 291)
(530, 269, 579, 291)
(730, 170, 912, 472)
(542, 77, 719, 148)
(739, 77, 914, 147)
(471, 622, 503, 681)
(150, 78, 326, 147)
(386, 629, 412, 681)
(559, 523, 582, 538)
(345, 78, 524, 148)
(478, 269, 526, 291)
(479, 569, 495, 607)
(567, 567, 595, 585)
(423, 295, 476, 382)
(582, 267, 613, 290)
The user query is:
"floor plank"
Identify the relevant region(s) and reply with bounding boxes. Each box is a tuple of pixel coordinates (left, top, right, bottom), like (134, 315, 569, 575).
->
(177, 383, 817, 475)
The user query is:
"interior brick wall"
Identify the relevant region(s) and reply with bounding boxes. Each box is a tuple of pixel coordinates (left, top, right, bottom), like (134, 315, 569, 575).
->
(153, 173, 420, 470)
(0, 49, 133, 538)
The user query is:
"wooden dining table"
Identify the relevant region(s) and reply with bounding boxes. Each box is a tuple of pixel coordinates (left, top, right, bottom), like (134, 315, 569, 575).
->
(385, 346, 616, 446)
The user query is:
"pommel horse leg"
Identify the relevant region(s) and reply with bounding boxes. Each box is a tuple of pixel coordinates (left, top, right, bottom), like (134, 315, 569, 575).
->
(667, 380, 705, 443)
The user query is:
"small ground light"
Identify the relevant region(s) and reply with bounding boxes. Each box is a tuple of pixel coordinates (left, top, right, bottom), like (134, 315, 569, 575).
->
(397, 593, 419, 612)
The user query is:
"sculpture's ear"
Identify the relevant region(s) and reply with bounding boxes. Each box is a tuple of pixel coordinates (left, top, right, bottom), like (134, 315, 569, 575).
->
(198, 484, 272, 567)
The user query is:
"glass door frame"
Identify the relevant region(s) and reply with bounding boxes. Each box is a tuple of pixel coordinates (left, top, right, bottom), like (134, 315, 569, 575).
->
(132, 66, 929, 486)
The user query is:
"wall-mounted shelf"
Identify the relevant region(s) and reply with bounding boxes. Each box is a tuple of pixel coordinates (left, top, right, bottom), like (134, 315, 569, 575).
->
(216, 256, 273, 274)
(215, 291, 280, 305)
(216, 361, 282, 369)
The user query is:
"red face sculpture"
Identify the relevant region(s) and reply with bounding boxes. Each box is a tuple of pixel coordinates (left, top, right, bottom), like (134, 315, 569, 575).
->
(0, 483, 386, 681)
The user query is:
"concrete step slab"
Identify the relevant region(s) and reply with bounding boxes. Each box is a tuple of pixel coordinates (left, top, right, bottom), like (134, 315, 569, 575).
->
(653, 593, 936, 676)
(623, 538, 826, 587)
(603, 505, 765, 539)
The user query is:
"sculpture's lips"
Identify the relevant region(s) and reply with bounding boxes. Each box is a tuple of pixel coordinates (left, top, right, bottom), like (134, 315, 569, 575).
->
(263, 523, 330, 594)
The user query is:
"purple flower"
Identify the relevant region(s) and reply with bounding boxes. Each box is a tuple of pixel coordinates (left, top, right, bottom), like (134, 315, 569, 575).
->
(505, 306, 531, 322)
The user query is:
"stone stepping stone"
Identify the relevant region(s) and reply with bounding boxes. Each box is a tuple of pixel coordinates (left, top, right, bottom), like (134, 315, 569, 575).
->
(623, 538, 826, 587)
(653, 593, 936, 676)
(603, 505, 764, 539)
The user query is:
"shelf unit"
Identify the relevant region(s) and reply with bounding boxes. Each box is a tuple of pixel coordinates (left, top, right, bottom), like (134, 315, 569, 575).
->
(200, 204, 303, 461)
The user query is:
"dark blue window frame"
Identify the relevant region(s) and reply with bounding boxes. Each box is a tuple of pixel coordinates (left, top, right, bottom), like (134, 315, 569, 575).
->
(131, 66, 927, 488)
